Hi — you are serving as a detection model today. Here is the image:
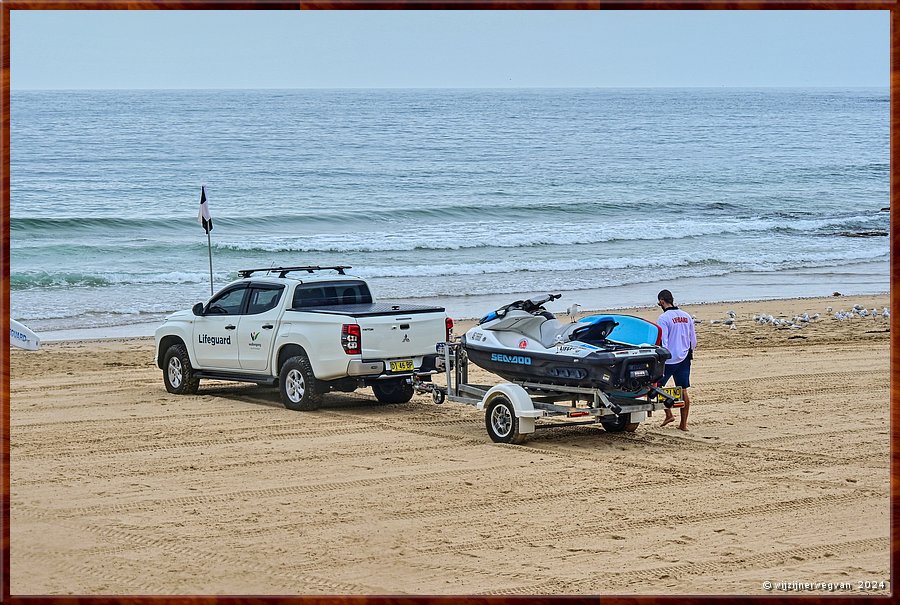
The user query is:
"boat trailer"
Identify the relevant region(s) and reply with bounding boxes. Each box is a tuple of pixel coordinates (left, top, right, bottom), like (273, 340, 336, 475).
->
(414, 340, 684, 444)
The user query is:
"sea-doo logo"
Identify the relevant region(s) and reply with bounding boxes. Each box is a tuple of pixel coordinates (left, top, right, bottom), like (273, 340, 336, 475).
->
(518, 339, 528, 349)
(198, 334, 231, 346)
(491, 353, 532, 365)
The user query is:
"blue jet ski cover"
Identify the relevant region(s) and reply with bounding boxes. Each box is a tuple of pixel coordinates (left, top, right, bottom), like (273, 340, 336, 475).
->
(579, 314, 662, 347)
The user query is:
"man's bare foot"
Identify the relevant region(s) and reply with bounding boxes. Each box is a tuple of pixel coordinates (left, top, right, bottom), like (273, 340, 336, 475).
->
(678, 425, 689, 431)
(661, 417, 674, 427)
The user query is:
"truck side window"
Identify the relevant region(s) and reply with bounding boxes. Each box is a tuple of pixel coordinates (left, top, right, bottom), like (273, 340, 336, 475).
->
(206, 287, 248, 315)
(292, 281, 373, 308)
(247, 287, 283, 315)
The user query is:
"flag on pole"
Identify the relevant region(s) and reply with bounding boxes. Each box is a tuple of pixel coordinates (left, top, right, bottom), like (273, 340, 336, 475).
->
(198, 185, 213, 233)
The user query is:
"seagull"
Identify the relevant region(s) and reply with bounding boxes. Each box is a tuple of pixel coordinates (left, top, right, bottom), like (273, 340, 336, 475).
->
(826, 306, 833, 314)
(883, 307, 890, 319)
(859, 308, 869, 317)
(566, 303, 582, 323)
(853, 304, 864, 311)
(811, 313, 820, 320)
(724, 318, 734, 325)
(726, 310, 736, 319)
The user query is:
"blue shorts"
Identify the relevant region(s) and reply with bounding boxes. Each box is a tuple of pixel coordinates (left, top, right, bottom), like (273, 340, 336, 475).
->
(661, 358, 691, 389)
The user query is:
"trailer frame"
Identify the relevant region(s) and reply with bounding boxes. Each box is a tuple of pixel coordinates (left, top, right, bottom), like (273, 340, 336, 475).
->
(413, 341, 684, 443)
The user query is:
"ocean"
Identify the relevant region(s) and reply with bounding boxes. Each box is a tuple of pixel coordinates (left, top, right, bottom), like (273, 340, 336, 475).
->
(9, 88, 890, 338)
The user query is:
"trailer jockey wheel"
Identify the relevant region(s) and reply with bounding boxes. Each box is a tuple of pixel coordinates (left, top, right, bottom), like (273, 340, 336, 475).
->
(485, 396, 527, 444)
(432, 387, 446, 405)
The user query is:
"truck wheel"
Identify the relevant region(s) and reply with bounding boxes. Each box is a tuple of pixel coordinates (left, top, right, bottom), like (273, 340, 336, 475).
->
(485, 396, 527, 444)
(372, 379, 414, 404)
(601, 414, 640, 433)
(279, 356, 321, 411)
(163, 344, 200, 395)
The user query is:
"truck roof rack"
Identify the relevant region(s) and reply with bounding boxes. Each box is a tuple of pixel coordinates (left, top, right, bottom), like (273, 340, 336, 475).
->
(238, 265, 352, 279)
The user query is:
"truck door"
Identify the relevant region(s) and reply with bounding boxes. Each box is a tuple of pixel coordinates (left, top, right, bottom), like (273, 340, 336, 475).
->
(192, 285, 247, 370)
(238, 285, 285, 372)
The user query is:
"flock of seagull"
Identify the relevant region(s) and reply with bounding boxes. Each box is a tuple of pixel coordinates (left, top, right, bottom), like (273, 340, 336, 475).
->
(700, 304, 890, 331)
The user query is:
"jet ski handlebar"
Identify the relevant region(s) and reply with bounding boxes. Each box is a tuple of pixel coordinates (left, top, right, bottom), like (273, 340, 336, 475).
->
(527, 293, 561, 309)
(480, 293, 562, 323)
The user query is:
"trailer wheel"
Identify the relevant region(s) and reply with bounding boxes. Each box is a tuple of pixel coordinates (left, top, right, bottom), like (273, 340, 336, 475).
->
(601, 414, 640, 433)
(485, 396, 527, 444)
(372, 379, 414, 404)
(279, 355, 321, 411)
(163, 344, 200, 395)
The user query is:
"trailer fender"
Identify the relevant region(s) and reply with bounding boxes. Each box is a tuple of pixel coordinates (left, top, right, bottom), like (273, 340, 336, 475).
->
(478, 384, 541, 434)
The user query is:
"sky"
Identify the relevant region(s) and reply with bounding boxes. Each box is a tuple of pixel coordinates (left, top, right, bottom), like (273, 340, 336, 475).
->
(10, 10, 889, 89)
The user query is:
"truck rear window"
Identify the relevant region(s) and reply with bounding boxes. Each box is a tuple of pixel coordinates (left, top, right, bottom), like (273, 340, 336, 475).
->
(292, 281, 373, 308)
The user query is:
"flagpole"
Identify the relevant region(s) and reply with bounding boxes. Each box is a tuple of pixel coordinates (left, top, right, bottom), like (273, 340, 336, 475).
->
(199, 184, 215, 296)
(207, 231, 214, 296)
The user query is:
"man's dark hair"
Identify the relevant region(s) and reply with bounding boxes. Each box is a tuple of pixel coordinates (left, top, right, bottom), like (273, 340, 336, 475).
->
(657, 289, 674, 305)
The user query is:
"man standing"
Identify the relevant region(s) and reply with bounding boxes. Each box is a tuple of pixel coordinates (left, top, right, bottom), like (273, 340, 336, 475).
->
(656, 289, 697, 431)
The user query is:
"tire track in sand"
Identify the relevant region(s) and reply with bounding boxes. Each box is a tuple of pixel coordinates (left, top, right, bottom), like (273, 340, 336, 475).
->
(415, 489, 880, 556)
(481, 536, 889, 594)
(48, 462, 557, 517)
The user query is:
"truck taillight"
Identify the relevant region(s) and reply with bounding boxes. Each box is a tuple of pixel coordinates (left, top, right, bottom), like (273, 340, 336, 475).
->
(445, 317, 454, 341)
(341, 324, 361, 355)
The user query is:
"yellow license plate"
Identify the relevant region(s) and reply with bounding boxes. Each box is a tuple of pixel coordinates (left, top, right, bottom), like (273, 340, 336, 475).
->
(389, 359, 414, 372)
(656, 386, 683, 402)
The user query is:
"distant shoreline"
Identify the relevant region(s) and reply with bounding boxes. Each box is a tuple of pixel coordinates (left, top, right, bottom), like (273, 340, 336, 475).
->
(32, 291, 890, 344)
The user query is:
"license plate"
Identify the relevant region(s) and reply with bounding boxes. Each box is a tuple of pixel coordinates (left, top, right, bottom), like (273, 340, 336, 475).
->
(436, 342, 446, 353)
(390, 359, 414, 373)
(656, 386, 683, 402)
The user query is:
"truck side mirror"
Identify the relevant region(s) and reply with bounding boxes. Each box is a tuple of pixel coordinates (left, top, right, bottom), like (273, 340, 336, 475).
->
(192, 302, 204, 316)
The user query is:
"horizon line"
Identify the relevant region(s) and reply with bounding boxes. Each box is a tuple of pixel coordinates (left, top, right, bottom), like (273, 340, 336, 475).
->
(10, 84, 890, 92)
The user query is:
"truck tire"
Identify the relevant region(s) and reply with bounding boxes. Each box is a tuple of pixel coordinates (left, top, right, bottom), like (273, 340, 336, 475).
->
(372, 379, 414, 404)
(163, 343, 200, 395)
(279, 355, 321, 411)
(485, 396, 527, 444)
(601, 414, 640, 433)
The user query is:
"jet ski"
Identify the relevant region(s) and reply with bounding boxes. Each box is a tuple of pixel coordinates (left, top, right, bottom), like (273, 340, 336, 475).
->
(462, 294, 671, 396)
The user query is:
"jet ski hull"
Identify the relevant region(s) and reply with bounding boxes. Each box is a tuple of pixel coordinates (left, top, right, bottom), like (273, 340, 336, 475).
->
(463, 335, 670, 396)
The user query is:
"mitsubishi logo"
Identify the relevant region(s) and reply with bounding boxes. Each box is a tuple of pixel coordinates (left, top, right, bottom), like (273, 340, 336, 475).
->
(402, 334, 410, 342)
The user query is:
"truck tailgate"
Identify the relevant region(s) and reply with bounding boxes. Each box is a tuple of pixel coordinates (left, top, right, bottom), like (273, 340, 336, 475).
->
(357, 311, 446, 361)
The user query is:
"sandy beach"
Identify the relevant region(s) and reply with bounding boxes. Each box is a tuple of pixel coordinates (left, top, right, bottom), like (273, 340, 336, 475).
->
(9, 294, 891, 595)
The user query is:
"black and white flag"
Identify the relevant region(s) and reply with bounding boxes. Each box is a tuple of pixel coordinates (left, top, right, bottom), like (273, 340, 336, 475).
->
(198, 185, 213, 233)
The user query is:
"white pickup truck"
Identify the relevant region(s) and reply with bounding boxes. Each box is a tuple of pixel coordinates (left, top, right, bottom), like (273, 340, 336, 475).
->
(154, 265, 451, 410)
